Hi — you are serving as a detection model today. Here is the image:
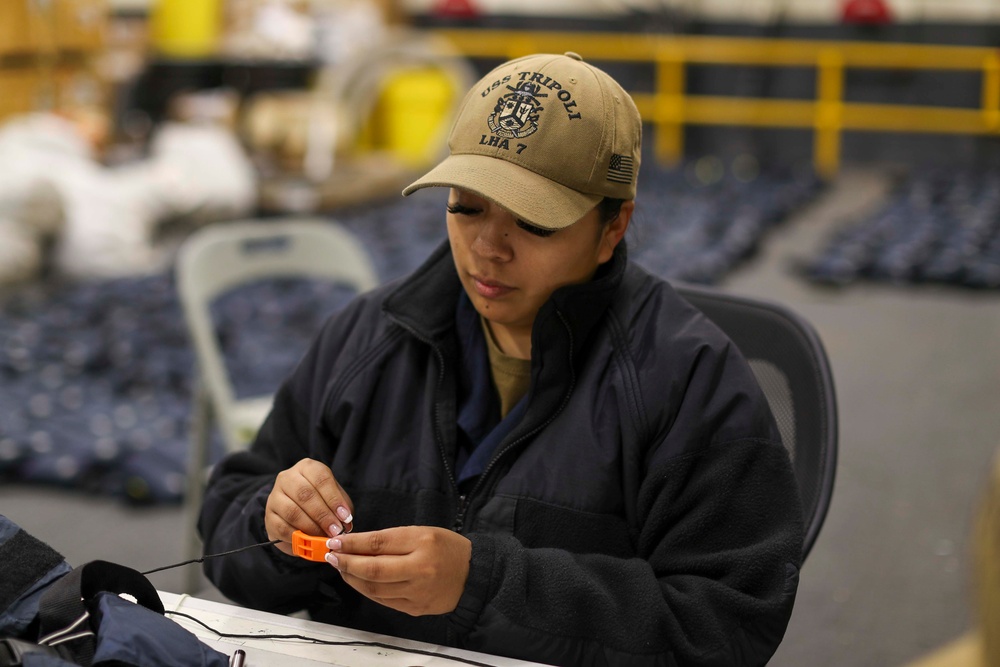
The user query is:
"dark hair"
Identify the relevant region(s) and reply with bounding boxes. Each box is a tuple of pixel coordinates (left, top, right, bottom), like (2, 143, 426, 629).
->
(597, 197, 626, 225)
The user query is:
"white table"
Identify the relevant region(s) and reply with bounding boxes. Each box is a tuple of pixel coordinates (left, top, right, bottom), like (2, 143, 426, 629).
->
(158, 591, 550, 667)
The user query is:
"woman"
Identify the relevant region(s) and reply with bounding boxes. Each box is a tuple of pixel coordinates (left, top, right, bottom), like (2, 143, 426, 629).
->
(200, 52, 803, 666)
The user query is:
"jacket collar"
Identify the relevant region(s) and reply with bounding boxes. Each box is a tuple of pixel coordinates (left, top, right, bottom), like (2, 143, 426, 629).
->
(381, 240, 463, 342)
(532, 240, 628, 366)
(382, 238, 628, 358)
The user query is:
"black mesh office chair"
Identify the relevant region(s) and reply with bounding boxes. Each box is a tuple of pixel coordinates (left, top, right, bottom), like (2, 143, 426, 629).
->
(674, 283, 838, 561)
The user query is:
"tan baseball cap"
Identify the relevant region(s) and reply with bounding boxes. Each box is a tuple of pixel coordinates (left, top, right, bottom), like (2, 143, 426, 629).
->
(402, 52, 642, 230)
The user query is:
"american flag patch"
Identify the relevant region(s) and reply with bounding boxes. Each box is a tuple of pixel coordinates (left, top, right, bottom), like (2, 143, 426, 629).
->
(607, 154, 635, 184)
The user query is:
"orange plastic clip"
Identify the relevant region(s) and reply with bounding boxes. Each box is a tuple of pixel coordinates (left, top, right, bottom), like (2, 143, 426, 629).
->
(291, 530, 330, 562)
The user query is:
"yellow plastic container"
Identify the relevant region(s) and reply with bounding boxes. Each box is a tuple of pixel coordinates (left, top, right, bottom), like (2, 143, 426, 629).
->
(369, 68, 454, 167)
(150, 0, 221, 58)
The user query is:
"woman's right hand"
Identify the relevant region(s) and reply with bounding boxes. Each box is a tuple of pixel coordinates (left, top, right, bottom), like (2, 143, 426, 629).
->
(265, 458, 355, 556)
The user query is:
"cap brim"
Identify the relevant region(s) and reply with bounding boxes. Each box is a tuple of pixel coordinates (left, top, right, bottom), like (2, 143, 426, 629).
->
(402, 154, 602, 230)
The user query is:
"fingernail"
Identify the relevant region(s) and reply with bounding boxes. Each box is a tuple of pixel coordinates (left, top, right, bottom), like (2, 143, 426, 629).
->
(328, 523, 342, 537)
(336, 506, 353, 523)
(327, 537, 342, 551)
(325, 552, 339, 568)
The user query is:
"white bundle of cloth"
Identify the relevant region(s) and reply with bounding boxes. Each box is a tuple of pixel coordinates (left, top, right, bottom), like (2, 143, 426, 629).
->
(0, 114, 257, 285)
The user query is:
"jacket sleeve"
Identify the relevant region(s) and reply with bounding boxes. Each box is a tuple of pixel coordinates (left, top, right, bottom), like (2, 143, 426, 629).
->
(197, 299, 374, 614)
(447, 342, 804, 666)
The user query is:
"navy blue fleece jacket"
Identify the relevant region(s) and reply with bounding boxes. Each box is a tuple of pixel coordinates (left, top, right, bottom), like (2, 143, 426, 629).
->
(199, 240, 803, 666)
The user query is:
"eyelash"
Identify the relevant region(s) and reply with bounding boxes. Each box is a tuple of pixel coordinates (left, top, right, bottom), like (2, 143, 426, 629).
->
(446, 202, 556, 238)
(446, 203, 478, 216)
(516, 220, 556, 238)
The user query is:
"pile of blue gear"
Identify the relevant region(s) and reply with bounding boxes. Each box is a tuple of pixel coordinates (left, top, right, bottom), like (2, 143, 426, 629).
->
(803, 167, 1000, 288)
(629, 158, 822, 283)
(0, 274, 356, 504)
(0, 160, 821, 504)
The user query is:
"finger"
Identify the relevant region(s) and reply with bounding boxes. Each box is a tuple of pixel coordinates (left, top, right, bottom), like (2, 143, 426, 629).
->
(337, 569, 411, 603)
(295, 459, 356, 536)
(335, 568, 441, 617)
(263, 509, 300, 555)
(268, 477, 330, 536)
(334, 527, 416, 556)
(263, 506, 295, 540)
(265, 485, 320, 538)
(272, 460, 353, 537)
(327, 551, 409, 584)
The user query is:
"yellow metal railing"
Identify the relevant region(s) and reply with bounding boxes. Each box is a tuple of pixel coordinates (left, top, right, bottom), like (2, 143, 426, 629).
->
(432, 29, 1000, 178)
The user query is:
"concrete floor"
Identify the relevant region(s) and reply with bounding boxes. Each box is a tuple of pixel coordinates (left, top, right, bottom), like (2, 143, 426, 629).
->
(3, 167, 1000, 666)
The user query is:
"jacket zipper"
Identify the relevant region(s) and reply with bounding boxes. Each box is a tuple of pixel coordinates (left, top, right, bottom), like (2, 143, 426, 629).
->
(453, 311, 577, 533)
(453, 494, 468, 532)
(393, 310, 576, 535)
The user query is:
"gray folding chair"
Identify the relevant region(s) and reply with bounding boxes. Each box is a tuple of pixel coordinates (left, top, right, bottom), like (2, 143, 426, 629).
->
(175, 219, 379, 592)
(674, 283, 838, 561)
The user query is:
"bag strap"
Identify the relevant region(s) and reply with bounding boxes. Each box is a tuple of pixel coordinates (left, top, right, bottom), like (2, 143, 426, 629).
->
(35, 561, 164, 666)
(0, 526, 67, 619)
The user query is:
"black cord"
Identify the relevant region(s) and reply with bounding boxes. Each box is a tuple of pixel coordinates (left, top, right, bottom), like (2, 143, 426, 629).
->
(165, 610, 496, 667)
(140, 539, 281, 576)
(146, 540, 498, 665)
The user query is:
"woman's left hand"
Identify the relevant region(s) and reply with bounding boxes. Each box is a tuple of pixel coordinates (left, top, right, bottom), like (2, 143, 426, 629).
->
(326, 526, 472, 616)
